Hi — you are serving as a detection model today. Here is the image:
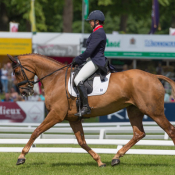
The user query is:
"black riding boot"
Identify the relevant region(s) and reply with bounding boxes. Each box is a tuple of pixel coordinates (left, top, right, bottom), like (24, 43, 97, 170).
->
(74, 81, 91, 117)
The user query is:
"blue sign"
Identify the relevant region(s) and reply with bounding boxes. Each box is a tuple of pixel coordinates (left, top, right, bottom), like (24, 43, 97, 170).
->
(99, 103, 175, 122)
(145, 40, 175, 47)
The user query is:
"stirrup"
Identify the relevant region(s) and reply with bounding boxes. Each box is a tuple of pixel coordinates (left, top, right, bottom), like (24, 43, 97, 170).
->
(74, 106, 91, 117)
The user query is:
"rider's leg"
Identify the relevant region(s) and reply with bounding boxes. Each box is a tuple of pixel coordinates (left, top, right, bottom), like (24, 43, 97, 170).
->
(74, 60, 98, 116)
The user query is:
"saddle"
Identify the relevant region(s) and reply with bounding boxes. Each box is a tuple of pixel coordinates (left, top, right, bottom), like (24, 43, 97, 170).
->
(69, 59, 117, 117)
(71, 58, 116, 95)
(72, 65, 102, 95)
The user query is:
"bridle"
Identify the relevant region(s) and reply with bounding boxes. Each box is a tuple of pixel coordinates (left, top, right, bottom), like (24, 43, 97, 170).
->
(13, 56, 72, 91)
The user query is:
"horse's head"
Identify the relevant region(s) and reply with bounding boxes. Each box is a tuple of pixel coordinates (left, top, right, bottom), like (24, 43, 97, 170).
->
(7, 54, 35, 97)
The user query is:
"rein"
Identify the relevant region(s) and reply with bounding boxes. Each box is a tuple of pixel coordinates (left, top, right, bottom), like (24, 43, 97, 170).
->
(14, 57, 72, 87)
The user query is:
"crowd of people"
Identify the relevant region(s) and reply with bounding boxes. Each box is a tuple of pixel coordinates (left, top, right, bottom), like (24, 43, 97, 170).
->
(0, 62, 44, 102)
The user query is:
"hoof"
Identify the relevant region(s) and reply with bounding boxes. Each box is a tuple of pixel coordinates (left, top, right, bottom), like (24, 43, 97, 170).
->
(16, 158, 25, 165)
(111, 159, 120, 166)
(99, 163, 106, 167)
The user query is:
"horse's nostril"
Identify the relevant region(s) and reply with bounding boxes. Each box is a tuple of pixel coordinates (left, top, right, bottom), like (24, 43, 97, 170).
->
(22, 91, 27, 97)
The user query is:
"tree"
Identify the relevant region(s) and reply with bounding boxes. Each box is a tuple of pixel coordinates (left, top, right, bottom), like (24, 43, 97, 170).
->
(0, 1, 9, 31)
(63, 0, 73, 32)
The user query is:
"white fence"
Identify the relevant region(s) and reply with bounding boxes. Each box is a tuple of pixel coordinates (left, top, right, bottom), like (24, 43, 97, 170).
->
(0, 122, 173, 140)
(0, 139, 174, 155)
(0, 122, 175, 155)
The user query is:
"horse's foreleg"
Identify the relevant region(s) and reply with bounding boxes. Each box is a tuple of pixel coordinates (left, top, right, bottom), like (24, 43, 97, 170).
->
(16, 109, 64, 165)
(112, 106, 145, 166)
(69, 120, 106, 167)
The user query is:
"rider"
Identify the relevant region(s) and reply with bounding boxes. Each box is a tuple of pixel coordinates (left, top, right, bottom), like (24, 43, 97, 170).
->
(72, 10, 107, 117)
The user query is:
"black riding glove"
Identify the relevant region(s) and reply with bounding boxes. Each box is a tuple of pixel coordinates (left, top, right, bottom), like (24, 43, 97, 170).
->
(72, 58, 77, 67)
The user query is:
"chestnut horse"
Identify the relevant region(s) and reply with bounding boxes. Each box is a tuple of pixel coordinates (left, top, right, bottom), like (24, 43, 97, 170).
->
(7, 54, 175, 167)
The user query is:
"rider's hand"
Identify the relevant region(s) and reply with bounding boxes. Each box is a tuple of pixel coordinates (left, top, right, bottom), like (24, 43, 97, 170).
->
(72, 58, 77, 67)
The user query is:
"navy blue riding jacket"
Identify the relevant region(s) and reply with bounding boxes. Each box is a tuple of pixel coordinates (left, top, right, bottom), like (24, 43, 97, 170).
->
(74, 26, 107, 74)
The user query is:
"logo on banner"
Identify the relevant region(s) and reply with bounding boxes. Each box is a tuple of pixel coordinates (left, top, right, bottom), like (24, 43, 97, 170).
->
(0, 103, 26, 122)
(106, 39, 120, 47)
(130, 38, 136, 45)
(145, 40, 175, 47)
(28, 105, 42, 121)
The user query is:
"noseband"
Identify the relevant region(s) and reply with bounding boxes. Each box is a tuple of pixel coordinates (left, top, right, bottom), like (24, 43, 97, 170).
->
(13, 56, 71, 89)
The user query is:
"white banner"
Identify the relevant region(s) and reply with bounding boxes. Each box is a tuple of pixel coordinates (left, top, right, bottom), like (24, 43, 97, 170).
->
(0, 102, 45, 123)
(81, 33, 175, 58)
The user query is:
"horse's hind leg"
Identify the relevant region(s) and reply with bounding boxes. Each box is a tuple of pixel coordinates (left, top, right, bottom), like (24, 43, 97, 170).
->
(112, 105, 145, 166)
(16, 109, 64, 165)
(69, 120, 106, 167)
(150, 114, 175, 144)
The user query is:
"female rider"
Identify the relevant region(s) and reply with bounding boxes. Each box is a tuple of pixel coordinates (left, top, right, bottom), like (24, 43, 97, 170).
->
(72, 10, 107, 117)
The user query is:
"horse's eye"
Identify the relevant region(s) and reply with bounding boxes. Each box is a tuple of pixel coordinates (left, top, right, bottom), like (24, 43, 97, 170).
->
(15, 71, 20, 76)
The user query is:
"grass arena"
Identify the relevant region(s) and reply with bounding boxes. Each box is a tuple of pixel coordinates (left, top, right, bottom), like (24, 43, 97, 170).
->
(0, 122, 175, 175)
(0, 145, 175, 175)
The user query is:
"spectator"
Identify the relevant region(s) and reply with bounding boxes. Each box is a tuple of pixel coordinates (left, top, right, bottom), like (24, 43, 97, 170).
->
(10, 87, 19, 102)
(156, 62, 164, 75)
(1, 93, 13, 102)
(17, 95, 25, 101)
(0, 67, 3, 93)
(39, 89, 45, 101)
(28, 91, 41, 101)
(13, 76, 20, 94)
(164, 91, 170, 102)
(7, 62, 14, 92)
(169, 91, 175, 102)
(33, 75, 40, 94)
(122, 64, 128, 71)
(1, 64, 8, 93)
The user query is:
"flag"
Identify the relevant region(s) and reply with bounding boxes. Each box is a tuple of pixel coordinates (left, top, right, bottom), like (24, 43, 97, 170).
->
(169, 28, 175, 35)
(9, 22, 19, 32)
(84, 0, 89, 20)
(29, 0, 36, 34)
(149, 0, 159, 34)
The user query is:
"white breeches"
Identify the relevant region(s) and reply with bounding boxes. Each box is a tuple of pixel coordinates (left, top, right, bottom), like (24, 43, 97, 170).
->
(74, 60, 98, 86)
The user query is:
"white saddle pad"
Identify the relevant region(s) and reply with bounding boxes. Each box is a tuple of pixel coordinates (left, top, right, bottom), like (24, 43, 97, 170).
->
(68, 73, 111, 97)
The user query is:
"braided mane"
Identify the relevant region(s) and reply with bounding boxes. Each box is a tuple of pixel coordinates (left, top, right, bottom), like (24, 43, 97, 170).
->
(18, 53, 66, 66)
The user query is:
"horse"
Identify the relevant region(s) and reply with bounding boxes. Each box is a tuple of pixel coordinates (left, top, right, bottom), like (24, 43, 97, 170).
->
(7, 54, 175, 167)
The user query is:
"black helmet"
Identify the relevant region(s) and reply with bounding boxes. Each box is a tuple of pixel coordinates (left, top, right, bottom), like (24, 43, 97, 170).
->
(86, 10, 105, 22)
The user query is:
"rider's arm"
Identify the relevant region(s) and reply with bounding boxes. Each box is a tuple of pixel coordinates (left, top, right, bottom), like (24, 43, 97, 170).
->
(74, 32, 103, 65)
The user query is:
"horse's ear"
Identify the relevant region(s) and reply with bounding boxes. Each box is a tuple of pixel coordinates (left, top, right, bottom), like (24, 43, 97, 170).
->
(7, 54, 17, 64)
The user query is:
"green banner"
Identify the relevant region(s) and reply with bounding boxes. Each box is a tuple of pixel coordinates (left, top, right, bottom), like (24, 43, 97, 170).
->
(84, 0, 89, 20)
(104, 51, 175, 58)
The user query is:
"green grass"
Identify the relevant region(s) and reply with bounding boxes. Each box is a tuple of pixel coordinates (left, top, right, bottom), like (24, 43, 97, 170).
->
(0, 144, 175, 174)
(0, 152, 175, 175)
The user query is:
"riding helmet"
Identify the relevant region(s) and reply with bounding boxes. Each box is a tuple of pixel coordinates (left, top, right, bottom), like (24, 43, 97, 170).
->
(86, 10, 105, 22)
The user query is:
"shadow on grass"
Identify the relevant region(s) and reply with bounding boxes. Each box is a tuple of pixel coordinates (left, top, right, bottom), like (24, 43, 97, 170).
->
(51, 162, 98, 167)
(18, 162, 45, 169)
(119, 162, 171, 167)
(17, 161, 172, 168)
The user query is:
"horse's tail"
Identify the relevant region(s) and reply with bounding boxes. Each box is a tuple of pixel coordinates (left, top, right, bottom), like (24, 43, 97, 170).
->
(156, 75, 175, 98)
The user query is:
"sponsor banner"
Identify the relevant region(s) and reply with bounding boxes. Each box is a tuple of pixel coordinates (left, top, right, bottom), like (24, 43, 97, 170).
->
(99, 103, 175, 122)
(0, 102, 44, 123)
(105, 51, 175, 58)
(0, 38, 32, 55)
(37, 45, 78, 57)
(81, 34, 175, 58)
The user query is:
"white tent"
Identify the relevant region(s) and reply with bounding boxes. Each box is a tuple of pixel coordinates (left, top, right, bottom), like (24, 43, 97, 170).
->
(33, 33, 82, 57)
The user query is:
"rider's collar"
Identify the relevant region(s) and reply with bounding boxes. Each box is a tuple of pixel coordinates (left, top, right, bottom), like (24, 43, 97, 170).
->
(93, 25, 103, 32)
